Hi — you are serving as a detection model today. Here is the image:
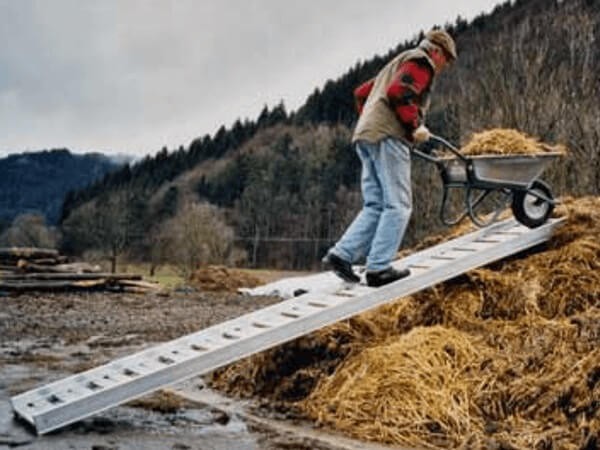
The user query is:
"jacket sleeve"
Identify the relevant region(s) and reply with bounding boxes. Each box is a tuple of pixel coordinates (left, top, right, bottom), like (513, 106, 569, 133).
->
(353, 78, 375, 115)
(386, 60, 433, 136)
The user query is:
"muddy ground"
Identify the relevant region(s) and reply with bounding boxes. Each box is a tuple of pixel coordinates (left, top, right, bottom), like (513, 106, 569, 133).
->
(0, 289, 365, 450)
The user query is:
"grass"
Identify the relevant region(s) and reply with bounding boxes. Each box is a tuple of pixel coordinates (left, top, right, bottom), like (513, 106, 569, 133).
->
(117, 262, 185, 289)
(239, 268, 315, 283)
(117, 261, 316, 289)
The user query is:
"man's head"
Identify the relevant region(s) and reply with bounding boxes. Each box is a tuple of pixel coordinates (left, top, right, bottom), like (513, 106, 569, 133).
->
(420, 29, 457, 73)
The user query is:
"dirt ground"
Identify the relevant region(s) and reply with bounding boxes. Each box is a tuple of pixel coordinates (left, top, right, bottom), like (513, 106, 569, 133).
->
(0, 289, 364, 450)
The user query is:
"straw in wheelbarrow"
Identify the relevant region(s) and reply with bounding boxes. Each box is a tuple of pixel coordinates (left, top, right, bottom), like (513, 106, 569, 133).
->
(461, 128, 567, 156)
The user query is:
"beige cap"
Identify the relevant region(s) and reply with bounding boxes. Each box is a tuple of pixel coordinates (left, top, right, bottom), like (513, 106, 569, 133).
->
(425, 29, 457, 61)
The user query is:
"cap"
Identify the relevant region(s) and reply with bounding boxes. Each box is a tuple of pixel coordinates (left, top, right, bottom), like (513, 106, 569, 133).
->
(425, 29, 457, 61)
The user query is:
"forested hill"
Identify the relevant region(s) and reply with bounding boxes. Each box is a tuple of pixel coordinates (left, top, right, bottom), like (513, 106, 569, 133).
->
(0, 150, 121, 226)
(60, 0, 600, 269)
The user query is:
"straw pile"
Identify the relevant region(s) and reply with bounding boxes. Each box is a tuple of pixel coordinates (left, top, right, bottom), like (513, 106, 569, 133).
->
(460, 128, 566, 156)
(210, 196, 599, 450)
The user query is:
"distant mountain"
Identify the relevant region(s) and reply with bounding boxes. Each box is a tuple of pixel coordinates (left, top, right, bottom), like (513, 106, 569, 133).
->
(0, 149, 121, 225)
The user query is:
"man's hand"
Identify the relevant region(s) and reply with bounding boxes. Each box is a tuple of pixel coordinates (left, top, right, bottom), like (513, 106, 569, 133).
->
(413, 125, 431, 143)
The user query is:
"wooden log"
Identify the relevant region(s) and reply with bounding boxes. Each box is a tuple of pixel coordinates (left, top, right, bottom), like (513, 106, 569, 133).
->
(0, 279, 107, 292)
(30, 256, 69, 265)
(117, 279, 160, 290)
(120, 286, 153, 294)
(17, 261, 102, 274)
(0, 273, 143, 281)
(0, 247, 59, 260)
(72, 279, 108, 288)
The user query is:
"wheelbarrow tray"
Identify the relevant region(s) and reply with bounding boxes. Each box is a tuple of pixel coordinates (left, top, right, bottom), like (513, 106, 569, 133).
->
(441, 152, 563, 188)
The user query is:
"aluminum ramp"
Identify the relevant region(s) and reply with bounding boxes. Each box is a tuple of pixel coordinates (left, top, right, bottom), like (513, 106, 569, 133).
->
(11, 217, 564, 434)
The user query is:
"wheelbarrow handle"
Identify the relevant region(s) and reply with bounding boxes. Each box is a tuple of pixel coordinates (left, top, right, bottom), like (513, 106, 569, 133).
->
(429, 134, 458, 150)
(429, 134, 469, 162)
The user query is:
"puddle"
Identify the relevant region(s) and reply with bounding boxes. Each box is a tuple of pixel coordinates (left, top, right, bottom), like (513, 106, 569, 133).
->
(0, 364, 260, 450)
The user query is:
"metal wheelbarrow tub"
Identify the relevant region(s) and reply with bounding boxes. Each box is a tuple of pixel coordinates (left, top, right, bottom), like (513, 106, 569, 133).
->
(442, 152, 563, 188)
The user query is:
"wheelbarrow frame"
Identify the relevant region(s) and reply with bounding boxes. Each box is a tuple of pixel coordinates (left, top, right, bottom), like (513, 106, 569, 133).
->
(412, 135, 562, 228)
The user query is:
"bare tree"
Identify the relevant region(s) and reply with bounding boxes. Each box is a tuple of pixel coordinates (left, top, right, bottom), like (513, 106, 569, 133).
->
(159, 202, 235, 279)
(61, 188, 143, 272)
(0, 213, 60, 248)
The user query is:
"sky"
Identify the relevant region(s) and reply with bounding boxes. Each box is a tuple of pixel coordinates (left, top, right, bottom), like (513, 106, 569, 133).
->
(0, 0, 502, 157)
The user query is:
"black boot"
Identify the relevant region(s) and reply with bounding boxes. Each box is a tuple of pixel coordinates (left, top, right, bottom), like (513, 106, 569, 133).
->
(322, 252, 360, 283)
(366, 267, 410, 287)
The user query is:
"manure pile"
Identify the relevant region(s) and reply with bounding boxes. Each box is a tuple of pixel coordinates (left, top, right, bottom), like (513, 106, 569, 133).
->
(210, 197, 599, 450)
(191, 265, 262, 292)
(460, 128, 566, 156)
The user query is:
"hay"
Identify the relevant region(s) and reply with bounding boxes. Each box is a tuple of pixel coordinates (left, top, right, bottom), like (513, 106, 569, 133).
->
(303, 314, 599, 449)
(304, 326, 488, 449)
(460, 128, 566, 156)
(190, 265, 262, 292)
(210, 196, 600, 450)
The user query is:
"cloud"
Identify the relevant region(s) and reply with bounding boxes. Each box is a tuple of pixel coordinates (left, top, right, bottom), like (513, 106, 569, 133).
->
(0, 0, 501, 156)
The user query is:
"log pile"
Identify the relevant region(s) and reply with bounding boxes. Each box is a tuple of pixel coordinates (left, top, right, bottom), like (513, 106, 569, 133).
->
(0, 247, 159, 294)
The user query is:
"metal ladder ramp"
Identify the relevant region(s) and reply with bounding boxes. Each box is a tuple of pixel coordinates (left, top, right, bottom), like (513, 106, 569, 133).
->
(11, 217, 564, 434)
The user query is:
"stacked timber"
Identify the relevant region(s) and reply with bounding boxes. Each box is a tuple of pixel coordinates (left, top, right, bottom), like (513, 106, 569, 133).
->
(0, 247, 159, 294)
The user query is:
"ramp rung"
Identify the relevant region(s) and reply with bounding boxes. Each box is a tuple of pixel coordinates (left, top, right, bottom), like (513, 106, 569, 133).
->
(438, 251, 469, 260)
(407, 265, 432, 273)
(409, 257, 453, 269)
(11, 218, 565, 435)
(474, 237, 503, 243)
(430, 254, 458, 261)
(336, 285, 376, 297)
(453, 242, 498, 252)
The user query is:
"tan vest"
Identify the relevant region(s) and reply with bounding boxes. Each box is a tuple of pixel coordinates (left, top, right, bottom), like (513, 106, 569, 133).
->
(352, 48, 435, 144)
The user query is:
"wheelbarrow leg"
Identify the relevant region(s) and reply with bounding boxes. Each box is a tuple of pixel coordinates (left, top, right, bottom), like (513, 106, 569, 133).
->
(440, 185, 470, 226)
(466, 187, 512, 228)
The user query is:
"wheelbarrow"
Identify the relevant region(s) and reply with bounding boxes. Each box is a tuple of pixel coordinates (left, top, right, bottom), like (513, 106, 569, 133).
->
(412, 135, 562, 228)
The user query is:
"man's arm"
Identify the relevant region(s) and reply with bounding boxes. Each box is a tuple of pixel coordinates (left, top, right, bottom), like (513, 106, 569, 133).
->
(386, 60, 433, 140)
(353, 78, 375, 115)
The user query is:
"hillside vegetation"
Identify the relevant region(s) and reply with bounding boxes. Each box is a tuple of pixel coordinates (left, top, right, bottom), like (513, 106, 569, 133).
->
(59, 0, 599, 270)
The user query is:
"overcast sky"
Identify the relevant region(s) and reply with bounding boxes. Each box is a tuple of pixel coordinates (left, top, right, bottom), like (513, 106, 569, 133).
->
(0, 0, 501, 157)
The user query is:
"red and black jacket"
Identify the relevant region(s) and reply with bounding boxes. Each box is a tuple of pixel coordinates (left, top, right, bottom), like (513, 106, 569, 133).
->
(354, 58, 433, 138)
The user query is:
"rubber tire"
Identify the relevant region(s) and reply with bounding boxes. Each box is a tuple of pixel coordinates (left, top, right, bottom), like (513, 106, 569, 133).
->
(511, 180, 554, 228)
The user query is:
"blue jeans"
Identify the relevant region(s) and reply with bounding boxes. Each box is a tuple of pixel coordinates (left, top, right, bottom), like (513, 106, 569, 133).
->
(331, 138, 412, 272)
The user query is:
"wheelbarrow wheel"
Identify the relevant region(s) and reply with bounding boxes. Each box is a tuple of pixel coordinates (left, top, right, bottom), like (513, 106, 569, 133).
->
(511, 179, 554, 228)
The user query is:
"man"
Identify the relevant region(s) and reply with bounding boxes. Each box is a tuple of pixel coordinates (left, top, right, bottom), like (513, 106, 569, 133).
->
(322, 29, 457, 287)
